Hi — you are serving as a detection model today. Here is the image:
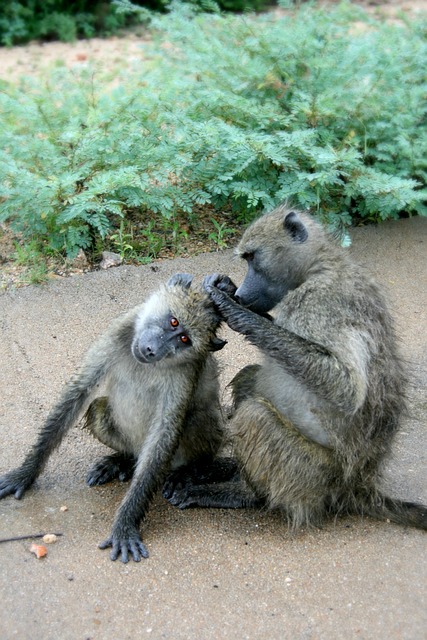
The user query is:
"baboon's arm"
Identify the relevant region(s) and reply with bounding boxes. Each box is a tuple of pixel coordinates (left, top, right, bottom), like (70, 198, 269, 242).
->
(0, 358, 108, 500)
(99, 383, 195, 563)
(205, 281, 367, 415)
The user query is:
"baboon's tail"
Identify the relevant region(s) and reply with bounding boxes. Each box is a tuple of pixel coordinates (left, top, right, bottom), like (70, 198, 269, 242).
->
(361, 495, 427, 530)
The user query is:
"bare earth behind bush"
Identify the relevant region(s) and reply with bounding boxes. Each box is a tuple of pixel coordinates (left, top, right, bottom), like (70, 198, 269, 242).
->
(1, 1, 424, 82)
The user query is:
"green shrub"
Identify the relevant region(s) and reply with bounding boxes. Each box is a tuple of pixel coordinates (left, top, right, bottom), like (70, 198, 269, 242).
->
(0, 2, 426, 258)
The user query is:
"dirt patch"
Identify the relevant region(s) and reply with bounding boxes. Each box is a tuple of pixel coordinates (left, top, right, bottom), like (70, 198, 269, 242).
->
(0, 215, 426, 640)
(0, 32, 149, 83)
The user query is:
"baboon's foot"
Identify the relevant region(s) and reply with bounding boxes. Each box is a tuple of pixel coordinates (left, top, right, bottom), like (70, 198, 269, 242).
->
(163, 457, 240, 500)
(87, 453, 136, 486)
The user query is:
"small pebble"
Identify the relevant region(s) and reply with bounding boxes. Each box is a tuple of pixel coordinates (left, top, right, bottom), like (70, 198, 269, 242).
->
(43, 534, 57, 544)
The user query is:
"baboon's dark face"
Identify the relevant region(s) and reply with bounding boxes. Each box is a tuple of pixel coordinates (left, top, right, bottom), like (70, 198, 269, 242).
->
(235, 256, 287, 313)
(235, 210, 310, 314)
(131, 313, 192, 364)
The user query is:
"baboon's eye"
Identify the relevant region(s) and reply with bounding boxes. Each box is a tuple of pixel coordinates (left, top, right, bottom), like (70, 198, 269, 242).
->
(180, 334, 190, 344)
(170, 317, 179, 328)
(243, 251, 255, 263)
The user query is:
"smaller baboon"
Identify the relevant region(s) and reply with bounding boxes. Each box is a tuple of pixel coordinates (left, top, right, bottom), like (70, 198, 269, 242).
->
(0, 274, 229, 562)
(164, 208, 427, 532)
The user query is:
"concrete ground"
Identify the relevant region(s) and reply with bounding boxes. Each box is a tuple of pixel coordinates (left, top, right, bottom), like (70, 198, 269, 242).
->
(0, 216, 426, 640)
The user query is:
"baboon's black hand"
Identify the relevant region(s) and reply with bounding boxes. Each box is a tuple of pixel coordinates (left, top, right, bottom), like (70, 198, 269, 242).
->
(99, 526, 149, 563)
(204, 279, 257, 334)
(203, 273, 238, 298)
(0, 468, 36, 500)
(203, 273, 246, 328)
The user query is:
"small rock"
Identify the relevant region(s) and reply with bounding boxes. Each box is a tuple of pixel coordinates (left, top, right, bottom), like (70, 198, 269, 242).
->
(100, 251, 122, 270)
(43, 534, 57, 544)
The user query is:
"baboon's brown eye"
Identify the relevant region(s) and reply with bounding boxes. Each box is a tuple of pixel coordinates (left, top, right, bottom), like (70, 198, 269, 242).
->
(180, 334, 189, 343)
(170, 317, 179, 327)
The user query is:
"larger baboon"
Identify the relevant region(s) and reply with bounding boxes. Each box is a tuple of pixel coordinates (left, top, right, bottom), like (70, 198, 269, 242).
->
(0, 274, 229, 562)
(164, 207, 427, 531)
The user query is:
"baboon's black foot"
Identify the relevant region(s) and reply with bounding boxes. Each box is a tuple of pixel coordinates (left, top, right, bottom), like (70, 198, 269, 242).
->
(166, 480, 264, 510)
(87, 453, 136, 486)
(163, 457, 240, 500)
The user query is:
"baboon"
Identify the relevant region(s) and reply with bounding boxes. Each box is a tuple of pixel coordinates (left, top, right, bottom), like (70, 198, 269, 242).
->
(164, 207, 427, 531)
(0, 274, 229, 562)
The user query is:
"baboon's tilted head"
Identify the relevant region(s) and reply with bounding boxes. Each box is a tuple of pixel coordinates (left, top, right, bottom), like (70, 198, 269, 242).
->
(235, 206, 328, 313)
(131, 274, 226, 364)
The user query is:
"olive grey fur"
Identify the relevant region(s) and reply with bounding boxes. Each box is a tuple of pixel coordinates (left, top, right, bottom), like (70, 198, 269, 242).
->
(164, 207, 427, 531)
(0, 274, 229, 562)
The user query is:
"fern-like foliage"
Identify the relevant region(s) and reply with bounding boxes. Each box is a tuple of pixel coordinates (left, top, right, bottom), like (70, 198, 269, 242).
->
(0, 2, 426, 257)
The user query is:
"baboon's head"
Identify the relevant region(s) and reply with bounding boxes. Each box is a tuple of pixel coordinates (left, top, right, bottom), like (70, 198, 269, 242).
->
(235, 207, 326, 313)
(131, 274, 226, 364)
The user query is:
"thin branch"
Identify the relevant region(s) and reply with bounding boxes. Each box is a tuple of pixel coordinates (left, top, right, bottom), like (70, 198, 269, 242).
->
(0, 532, 63, 544)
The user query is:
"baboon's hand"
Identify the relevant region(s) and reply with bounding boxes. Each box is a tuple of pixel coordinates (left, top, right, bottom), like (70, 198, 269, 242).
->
(204, 274, 256, 333)
(0, 468, 35, 500)
(203, 273, 238, 298)
(203, 273, 243, 327)
(99, 526, 149, 563)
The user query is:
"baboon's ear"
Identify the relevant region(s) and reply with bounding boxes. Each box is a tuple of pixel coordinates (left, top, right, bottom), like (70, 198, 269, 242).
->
(167, 273, 193, 289)
(283, 211, 308, 243)
(209, 337, 227, 352)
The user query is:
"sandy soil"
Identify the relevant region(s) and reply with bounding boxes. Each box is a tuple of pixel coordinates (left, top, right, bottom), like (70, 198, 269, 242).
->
(0, 216, 426, 640)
